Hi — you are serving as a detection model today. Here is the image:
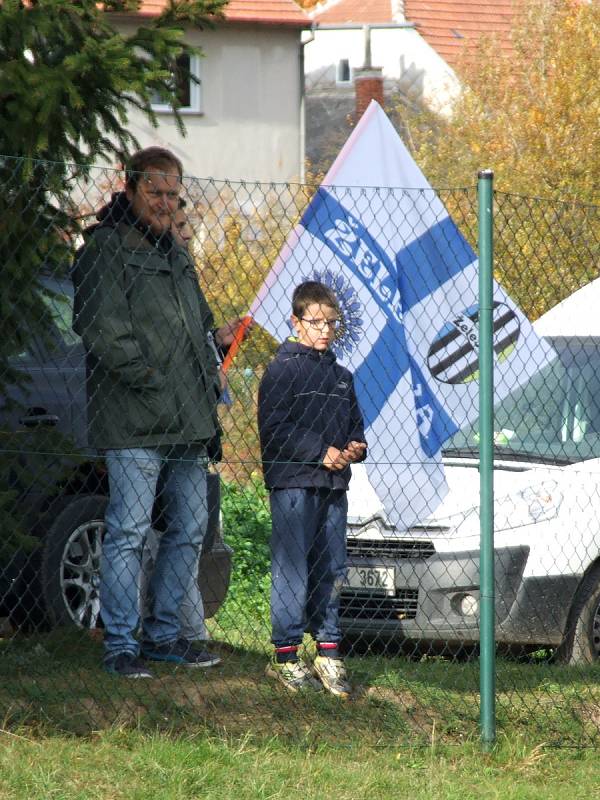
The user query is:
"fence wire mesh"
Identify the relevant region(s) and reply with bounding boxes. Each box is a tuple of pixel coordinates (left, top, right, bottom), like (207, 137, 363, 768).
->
(2, 155, 600, 746)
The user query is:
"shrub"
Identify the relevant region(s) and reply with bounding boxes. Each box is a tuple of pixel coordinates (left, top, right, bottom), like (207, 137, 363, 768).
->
(217, 476, 272, 630)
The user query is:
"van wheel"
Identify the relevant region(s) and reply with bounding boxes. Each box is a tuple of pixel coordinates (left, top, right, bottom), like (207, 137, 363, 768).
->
(40, 495, 108, 629)
(556, 568, 600, 664)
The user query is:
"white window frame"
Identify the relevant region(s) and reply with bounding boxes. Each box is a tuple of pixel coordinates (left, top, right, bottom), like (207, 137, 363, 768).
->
(336, 58, 353, 85)
(150, 54, 202, 114)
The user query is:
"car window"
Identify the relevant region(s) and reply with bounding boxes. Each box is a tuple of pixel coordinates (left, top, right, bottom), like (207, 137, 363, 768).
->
(445, 339, 600, 464)
(42, 287, 82, 350)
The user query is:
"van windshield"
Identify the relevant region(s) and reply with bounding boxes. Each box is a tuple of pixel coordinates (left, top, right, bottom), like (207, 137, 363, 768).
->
(444, 339, 600, 465)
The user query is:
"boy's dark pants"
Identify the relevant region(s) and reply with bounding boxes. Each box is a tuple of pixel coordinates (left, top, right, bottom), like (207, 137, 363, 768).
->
(269, 487, 348, 648)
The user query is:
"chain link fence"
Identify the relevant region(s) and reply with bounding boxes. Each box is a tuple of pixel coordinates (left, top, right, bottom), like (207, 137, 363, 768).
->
(1, 155, 600, 745)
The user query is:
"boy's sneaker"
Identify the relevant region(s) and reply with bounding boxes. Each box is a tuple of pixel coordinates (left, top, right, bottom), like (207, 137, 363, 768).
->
(104, 652, 154, 679)
(313, 656, 351, 698)
(265, 659, 323, 693)
(141, 638, 221, 668)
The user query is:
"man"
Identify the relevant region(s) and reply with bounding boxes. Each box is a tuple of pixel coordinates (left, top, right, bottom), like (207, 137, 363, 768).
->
(72, 147, 234, 678)
(141, 197, 227, 647)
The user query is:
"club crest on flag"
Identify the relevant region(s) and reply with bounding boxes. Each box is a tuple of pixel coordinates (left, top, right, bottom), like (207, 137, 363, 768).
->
(427, 301, 521, 385)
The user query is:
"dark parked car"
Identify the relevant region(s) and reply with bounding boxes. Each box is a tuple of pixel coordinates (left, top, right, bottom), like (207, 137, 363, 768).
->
(0, 274, 232, 631)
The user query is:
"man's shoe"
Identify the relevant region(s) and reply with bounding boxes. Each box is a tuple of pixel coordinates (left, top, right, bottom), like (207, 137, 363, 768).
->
(142, 638, 221, 668)
(265, 659, 323, 693)
(313, 656, 351, 698)
(104, 652, 154, 679)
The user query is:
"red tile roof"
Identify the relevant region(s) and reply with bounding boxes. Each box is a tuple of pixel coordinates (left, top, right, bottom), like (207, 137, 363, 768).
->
(404, 0, 515, 67)
(135, 0, 309, 27)
(310, 0, 396, 24)
(311, 0, 516, 67)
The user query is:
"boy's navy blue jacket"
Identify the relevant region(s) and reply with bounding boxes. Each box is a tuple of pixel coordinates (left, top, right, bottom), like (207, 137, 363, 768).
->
(258, 339, 367, 490)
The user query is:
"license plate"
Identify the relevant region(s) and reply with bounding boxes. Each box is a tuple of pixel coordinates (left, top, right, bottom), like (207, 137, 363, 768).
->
(344, 566, 396, 595)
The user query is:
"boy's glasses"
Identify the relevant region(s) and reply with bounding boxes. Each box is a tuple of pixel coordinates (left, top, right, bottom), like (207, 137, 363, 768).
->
(300, 317, 341, 331)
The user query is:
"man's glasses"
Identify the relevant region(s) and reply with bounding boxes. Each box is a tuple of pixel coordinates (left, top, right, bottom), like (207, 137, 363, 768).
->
(300, 317, 341, 331)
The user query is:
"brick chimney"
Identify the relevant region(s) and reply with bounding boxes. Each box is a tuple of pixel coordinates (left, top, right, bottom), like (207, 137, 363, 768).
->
(354, 67, 384, 121)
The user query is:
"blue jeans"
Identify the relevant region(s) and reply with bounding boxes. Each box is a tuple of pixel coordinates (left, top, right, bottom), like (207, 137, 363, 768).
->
(269, 487, 348, 648)
(101, 446, 208, 659)
(142, 530, 208, 641)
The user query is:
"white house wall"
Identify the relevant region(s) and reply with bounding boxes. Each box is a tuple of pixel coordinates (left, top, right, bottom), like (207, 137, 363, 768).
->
(305, 27, 460, 114)
(115, 21, 304, 182)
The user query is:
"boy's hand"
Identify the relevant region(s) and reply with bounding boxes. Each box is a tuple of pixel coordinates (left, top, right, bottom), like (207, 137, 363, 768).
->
(341, 441, 367, 463)
(322, 442, 366, 470)
(322, 446, 350, 471)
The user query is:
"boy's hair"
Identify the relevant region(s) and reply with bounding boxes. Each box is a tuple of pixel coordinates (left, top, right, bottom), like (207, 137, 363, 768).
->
(292, 281, 340, 318)
(125, 147, 183, 191)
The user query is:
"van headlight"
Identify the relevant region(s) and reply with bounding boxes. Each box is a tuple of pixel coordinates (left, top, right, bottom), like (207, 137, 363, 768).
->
(495, 480, 563, 531)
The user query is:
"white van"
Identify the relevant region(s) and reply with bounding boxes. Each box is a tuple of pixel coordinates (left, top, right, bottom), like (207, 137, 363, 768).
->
(342, 279, 600, 663)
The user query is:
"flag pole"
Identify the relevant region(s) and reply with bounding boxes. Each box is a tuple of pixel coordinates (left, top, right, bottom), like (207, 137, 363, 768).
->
(221, 315, 254, 373)
(478, 169, 496, 749)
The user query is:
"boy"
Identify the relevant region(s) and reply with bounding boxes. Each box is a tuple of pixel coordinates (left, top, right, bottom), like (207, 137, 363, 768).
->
(258, 281, 367, 697)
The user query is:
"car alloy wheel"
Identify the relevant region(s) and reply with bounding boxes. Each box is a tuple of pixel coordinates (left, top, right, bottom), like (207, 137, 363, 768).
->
(58, 517, 104, 628)
(41, 494, 108, 629)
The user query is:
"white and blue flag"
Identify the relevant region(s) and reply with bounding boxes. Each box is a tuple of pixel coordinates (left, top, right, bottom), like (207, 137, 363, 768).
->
(249, 101, 554, 530)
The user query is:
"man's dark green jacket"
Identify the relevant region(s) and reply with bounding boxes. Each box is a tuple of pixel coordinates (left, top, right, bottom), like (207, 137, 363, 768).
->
(72, 215, 220, 450)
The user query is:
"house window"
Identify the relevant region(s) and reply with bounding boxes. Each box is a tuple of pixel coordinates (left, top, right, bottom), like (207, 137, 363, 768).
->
(150, 53, 202, 113)
(337, 58, 352, 84)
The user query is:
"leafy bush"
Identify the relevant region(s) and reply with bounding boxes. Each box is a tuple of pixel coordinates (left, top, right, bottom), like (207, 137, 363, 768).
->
(218, 476, 272, 628)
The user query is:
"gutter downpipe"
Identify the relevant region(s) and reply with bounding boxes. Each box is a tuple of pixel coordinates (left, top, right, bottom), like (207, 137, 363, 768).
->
(299, 25, 315, 182)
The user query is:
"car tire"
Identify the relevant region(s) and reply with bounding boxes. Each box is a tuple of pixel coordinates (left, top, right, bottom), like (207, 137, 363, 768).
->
(40, 494, 108, 629)
(6, 551, 49, 633)
(556, 566, 600, 664)
(339, 635, 372, 657)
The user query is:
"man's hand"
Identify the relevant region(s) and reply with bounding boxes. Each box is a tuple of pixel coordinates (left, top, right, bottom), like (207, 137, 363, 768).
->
(214, 317, 254, 349)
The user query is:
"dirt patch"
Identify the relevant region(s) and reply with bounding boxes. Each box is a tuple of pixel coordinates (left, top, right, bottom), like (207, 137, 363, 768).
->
(363, 686, 442, 737)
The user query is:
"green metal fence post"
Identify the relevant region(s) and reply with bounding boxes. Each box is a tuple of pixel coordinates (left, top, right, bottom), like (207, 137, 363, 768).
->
(478, 169, 496, 748)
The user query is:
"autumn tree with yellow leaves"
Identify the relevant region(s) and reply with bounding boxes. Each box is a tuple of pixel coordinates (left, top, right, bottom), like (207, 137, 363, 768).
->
(409, 0, 599, 202)
(404, 0, 600, 318)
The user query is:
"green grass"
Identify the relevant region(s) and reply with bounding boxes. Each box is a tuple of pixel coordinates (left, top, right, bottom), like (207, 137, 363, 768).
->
(2, 628, 600, 797)
(2, 628, 600, 747)
(1, 722, 600, 799)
